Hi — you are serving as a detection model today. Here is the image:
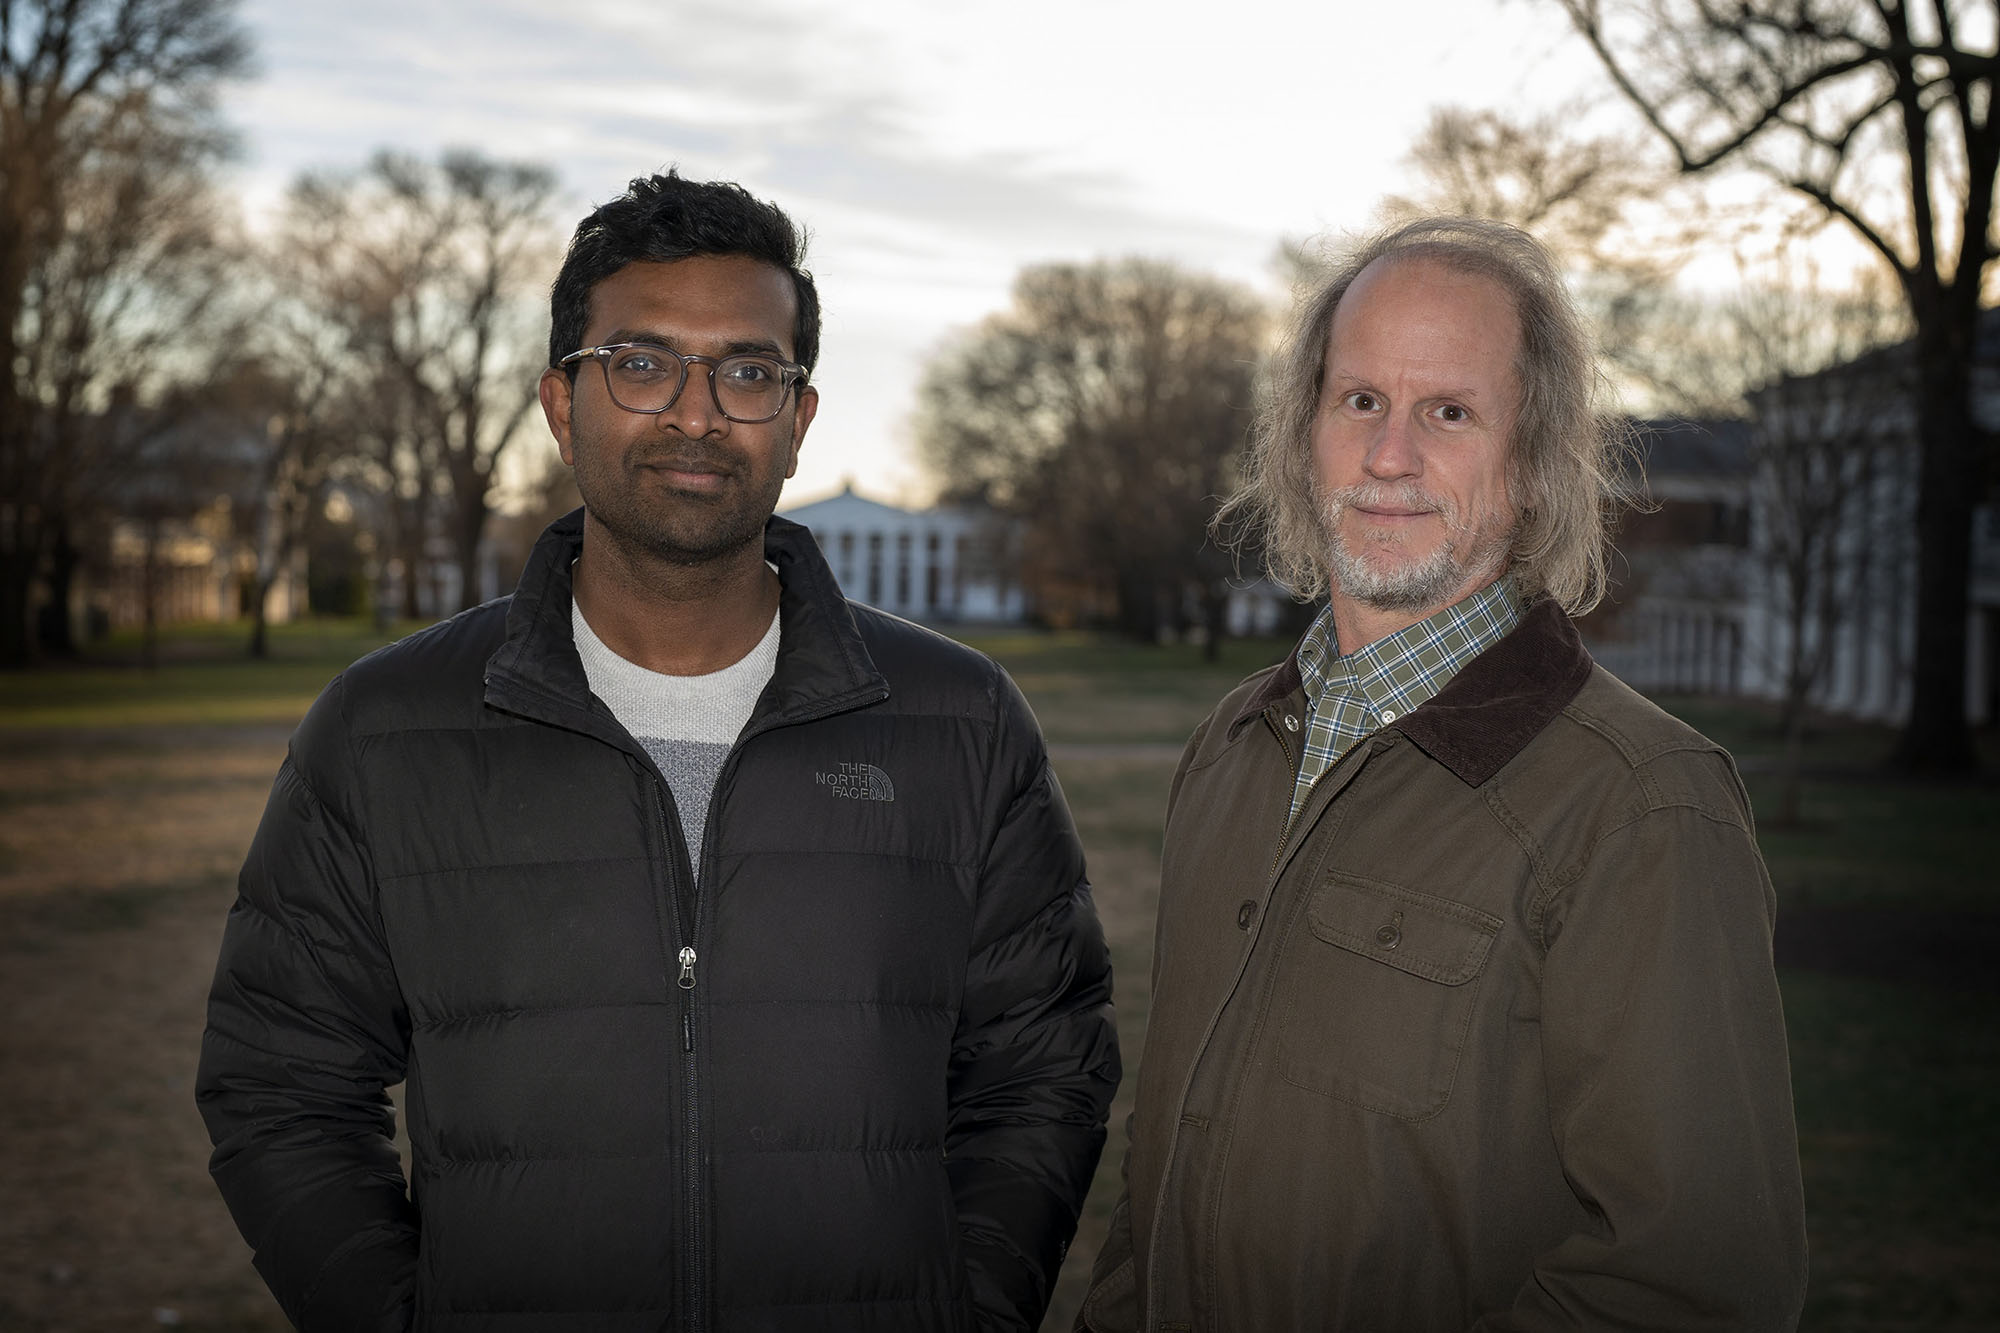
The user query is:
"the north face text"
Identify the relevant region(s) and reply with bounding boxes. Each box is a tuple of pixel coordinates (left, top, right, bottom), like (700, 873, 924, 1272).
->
(813, 762, 896, 802)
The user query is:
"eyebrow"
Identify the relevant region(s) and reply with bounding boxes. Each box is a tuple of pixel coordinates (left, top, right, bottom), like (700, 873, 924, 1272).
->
(602, 329, 790, 359)
(1327, 371, 1487, 402)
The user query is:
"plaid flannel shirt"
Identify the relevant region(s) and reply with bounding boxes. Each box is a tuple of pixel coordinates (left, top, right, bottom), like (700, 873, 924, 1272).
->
(1286, 579, 1524, 827)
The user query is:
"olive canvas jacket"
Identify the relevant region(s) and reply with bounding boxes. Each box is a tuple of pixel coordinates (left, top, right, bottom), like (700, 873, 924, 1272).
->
(197, 510, 1119, 1333)
(1081, 600, 1806, 1332)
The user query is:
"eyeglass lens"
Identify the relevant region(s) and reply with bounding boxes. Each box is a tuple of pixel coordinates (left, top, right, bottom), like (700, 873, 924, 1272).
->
(602, 346, 791, 422)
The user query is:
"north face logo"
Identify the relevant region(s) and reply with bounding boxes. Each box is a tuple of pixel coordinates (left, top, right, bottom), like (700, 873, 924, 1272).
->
(814, 762, 896, 802)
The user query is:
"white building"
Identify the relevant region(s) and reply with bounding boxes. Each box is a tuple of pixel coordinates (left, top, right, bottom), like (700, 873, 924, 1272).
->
(779, 484, 1027, 624)
(1589, 371, 1998, 728)
(1584, 418, 1753, 697)
(1728, 311, 2000, 727)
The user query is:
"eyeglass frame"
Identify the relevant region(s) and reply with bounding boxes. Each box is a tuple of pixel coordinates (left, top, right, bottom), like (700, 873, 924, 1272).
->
(554, 341, 811, 424)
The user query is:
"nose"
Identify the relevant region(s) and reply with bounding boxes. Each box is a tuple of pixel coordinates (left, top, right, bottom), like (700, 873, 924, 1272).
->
(1363, 411, 1421, 481)
(657, 362, 726, 438)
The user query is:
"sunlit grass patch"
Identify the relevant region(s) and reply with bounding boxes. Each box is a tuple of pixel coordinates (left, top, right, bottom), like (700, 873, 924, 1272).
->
(0, 617, 415, 730)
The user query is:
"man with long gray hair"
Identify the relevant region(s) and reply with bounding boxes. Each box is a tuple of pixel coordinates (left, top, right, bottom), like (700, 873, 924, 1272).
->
(1078, 217, 1806, 1331)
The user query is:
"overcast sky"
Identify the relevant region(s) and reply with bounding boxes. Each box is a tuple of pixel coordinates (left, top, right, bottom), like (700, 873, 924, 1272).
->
(223, 0, 1624, 506)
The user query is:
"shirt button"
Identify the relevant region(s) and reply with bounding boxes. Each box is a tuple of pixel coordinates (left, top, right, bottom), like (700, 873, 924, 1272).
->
(1237, 900, 1257, 930)
(1375, 923, 1402, 949)
(1283, 714, 1300, 732)
(1380, 709, 1397, 722)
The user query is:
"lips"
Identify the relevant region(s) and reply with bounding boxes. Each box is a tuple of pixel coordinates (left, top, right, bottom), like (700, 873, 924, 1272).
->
(1342, 484, 1445, 522)
(634, 449, 735, 480)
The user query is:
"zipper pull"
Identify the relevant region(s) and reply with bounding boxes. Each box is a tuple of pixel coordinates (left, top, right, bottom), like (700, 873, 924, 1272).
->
(677, 946, 697, 990)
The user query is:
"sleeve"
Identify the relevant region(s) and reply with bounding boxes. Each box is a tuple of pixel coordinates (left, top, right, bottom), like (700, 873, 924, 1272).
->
(1072, 1126, 1138, 1333)
(195, 679, 418, 1333)
(947, 670, 1122, 1332)
(1476, 774, 1809, 1332)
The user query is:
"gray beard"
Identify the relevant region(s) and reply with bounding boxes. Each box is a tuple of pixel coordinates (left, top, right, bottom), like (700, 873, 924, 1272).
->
(1317, 480, 1513, 613)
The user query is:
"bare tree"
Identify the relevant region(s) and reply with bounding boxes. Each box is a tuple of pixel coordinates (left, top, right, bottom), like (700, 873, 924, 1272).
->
(199, 357, 347, 658)
(916, 259, 1267, 647)
(1554, 0, 1999, 772)
(1377, 103, 1768, 408)
(110, 392, 251, 666)
(0, 0, 250, 664)
(1387, 105, 1672, 254)
(276, 149, 559, 615)
(1728, 274, 1913, 821)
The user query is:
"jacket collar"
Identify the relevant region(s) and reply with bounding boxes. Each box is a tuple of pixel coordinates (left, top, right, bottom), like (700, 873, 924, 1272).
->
(1229, 598, 1593, 788)
(484, 508, 886, 732)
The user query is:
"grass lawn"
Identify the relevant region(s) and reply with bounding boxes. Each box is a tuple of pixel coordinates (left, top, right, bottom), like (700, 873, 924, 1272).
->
(0, 618, 1992, 1331)
(0, 619, 419, 729)
(1784, 972, 2000, 1328)
(961, 629, 1288, 745)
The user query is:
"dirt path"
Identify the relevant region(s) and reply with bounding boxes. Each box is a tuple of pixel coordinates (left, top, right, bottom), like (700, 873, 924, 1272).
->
(0, 726, 287, 1331)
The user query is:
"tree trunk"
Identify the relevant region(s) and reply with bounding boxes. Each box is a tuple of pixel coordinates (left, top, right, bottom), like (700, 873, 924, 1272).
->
(1776, 704, 1807, 829)
(403, 483, 434, 619)
(1893, 329, 1978, 774)
(453, 478, 489, 612)
(37, 525, 80, 659)
(140, 518, 161, 671)
(400, 548, 423, 620)
(247, 576, 272, 659)
(0, 552, 35, 668)
(397, 488, 425, 621)
(0, 209, 38, 661)
(1202, 580, 1228, 663)
(1113, 567, 1160, 643)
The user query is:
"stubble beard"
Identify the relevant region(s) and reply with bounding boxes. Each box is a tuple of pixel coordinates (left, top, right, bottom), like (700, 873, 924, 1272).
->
(626, 480, 774, 568)
(574, 429, 787, 570)
(1316, 479, 1515, 613)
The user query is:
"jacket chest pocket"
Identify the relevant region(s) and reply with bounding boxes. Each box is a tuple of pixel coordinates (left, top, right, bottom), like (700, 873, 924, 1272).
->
(1274, 873, 1501, 1121)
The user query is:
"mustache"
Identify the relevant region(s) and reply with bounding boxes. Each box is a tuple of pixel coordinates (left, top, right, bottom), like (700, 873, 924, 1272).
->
(628, 439, 738, 474)
(1318, 481, 1469, 532)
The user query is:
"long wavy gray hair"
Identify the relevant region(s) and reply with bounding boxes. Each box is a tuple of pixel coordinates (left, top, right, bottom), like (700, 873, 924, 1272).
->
(1218, 216, 1632, 614)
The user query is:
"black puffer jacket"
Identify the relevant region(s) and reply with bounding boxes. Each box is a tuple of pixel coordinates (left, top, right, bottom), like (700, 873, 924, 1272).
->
(197, 511, 1119, 1332)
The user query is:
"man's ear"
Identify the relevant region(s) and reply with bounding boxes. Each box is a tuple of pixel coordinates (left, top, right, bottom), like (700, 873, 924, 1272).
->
(540, 368, 576, 465)
(785, 385, 819, 480)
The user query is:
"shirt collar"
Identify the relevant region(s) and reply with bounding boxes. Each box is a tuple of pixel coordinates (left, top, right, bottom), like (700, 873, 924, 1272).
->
(1295, 577, 1525, 722)
(1228, 596, 1597, 788)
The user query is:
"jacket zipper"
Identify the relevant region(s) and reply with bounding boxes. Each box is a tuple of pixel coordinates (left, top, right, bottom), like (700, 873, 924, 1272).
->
(647, 682, 888, 1333)
(650, 781, 705, 1333)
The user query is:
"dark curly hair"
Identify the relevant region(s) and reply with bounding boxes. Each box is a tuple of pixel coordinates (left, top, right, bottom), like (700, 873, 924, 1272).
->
(548, 169, 820, 375)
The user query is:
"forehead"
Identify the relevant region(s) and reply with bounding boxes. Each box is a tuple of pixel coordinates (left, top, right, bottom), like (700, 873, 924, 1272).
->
(1325, 256, 1521, 386)
(585, 254, 799, 356)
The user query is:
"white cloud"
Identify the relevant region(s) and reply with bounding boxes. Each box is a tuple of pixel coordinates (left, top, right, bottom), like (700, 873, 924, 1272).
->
(223, 0, 1625, 504)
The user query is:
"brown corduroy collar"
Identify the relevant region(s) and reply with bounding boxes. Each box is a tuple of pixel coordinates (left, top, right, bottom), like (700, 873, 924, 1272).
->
(1228, 599, 1594, 788)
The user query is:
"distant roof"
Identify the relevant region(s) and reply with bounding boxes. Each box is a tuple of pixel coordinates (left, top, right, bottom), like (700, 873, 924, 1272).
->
(1630, 417, 1752, 479)
(1773, 303, 2000, 388)
(779, 483, 920, 524)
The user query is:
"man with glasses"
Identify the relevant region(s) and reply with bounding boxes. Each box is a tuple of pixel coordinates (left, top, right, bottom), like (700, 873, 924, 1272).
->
(198, 170, 1117, 1332)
